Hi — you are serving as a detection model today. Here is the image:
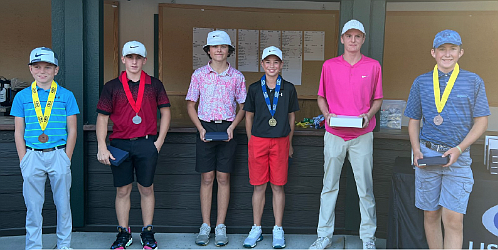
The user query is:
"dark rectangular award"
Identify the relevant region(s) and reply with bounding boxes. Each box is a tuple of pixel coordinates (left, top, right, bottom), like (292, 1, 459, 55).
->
(204, 132, 229, 141)
(107, 145, 129, 166)
(418, 156, 450, 167)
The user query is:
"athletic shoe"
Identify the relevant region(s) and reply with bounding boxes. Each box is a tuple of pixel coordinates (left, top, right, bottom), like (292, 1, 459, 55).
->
(195, 223, 211, 246)
(243, 225, 263, 248)
(111, 226, 133, 249)
(214, 224, 229, 246)
(272, 226, 286, 249)
(362, 237, 376, 249)
(309, 237, 331, 249)
(140, 225, 158, 249)
(59, 247, 73, 249)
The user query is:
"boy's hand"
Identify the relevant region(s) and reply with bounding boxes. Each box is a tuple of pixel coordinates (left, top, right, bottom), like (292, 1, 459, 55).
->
(442, 147, 461, 167)
(199, 128, 208, 142)
(326, 113, 337, 127)
(359, 113, 371, 128)
(289, 145, 294, 158)
(97, 147, 115, 165)
(225, 125, 234, 142)
(413, 150, 425, 168)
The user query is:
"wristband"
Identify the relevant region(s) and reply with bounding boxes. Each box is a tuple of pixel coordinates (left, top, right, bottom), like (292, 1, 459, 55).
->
(456, 145, 462, 154)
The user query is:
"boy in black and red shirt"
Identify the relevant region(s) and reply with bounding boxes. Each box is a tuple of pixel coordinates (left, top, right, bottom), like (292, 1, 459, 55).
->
(96, 41, 171, 249)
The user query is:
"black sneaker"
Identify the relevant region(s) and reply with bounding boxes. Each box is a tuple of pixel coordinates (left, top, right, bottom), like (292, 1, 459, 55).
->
(111, 226, 133, 249)
(141, 225, 158, 249)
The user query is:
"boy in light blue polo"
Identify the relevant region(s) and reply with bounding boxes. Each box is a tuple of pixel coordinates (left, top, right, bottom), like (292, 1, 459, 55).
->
(11, 47, 79, 250)
(404, 30, 490, 249)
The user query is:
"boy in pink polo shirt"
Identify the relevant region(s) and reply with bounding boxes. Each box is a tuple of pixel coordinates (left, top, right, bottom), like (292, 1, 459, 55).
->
(186, 30, 247, 247)
(309, 19, 383, 250)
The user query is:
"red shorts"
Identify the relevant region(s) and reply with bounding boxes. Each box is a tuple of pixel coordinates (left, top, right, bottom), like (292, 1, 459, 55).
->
(248, 135, 289, 186)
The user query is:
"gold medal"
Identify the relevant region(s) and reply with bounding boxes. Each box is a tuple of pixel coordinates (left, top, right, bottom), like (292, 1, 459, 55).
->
(433, 114, 443, 126)
(269, 117, 277, 127)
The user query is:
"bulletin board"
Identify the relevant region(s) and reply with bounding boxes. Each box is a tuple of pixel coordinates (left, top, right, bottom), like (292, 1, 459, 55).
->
(383, 11, 498, 106)
(158, 3, 339, 97)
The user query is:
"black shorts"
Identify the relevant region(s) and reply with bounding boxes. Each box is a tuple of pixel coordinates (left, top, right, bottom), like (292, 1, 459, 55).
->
(110, 135, 159, 187)
(196, 120, 237, 173)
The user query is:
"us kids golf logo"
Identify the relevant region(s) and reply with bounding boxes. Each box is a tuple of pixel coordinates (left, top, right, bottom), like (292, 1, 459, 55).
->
(468, 204, 498, 249)
(482, 204, 498, 237)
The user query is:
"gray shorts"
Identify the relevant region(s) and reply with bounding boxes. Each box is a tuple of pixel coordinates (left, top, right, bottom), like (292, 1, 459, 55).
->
(415, 142, 474, 214)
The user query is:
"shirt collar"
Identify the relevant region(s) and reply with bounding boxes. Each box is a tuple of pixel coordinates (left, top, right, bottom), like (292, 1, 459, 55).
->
(207, 61, 232, 76)
(263, 76, 285, 90)
(438, 69, 455, 78)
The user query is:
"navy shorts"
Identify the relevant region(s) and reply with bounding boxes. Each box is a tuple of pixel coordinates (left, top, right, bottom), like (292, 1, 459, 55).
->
(196, 120, 237, 173)
(110, 135, 159, 187)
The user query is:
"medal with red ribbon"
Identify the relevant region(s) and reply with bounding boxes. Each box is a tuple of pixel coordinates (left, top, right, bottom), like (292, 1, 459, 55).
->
(120, 70, 146, 124)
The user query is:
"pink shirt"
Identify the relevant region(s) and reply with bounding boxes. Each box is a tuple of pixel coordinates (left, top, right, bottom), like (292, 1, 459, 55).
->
(318, 55, 383, 141)
(186, 62, 246, 122)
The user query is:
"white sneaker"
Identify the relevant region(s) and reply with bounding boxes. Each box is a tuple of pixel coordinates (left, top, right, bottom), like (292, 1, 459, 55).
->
(309, 237, 331, 249)
(272, 225, 286, 249)
(362, 237, 376, 249)
(243, 225, 263, 248)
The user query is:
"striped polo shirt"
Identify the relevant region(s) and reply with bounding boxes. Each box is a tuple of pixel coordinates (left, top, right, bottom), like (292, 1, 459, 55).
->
(404, 68, 490, 148)
(11, 82, 80, 149)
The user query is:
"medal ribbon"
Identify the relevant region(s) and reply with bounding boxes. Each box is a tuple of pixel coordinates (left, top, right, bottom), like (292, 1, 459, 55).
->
(31, 81, 57, 132)
(433, 63, 459, 114)
(120, 70, 146, 114)
(261, 75, 281, 117)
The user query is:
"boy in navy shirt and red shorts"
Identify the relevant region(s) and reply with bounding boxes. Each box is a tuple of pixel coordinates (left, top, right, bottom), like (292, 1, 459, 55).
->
(242, 46, 299, 249)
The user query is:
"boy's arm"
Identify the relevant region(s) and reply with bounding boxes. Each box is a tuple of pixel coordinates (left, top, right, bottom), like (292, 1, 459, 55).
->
(65, 115, 77, 160)
(187, 100, 207, 142)
(442, 116, 488, 167)
(227, 103, 245, 141)
(154, 107, 171, 152)
(96, 113, 114, 165)
(14, 117, 26, 162)
(408, 118, 423, 167)
(245, 111, 254, 141)
(288, 112, 295, 158)
(318, 95, 335, 125)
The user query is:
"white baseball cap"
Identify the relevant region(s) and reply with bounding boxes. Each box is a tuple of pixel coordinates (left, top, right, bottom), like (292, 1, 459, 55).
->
(122, 41, 147, 57)
(261, 46, 283, 61)
(29, 47, 58, 66)
(204, 30, 233, 48)
(341, 19, 366, 35)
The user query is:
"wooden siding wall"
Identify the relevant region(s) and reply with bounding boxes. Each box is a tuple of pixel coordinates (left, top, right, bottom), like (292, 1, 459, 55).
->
(5, 129, 480, 238)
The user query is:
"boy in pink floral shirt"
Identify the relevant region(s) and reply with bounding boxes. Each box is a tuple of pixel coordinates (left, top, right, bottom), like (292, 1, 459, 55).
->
(186, 30, 246, 247)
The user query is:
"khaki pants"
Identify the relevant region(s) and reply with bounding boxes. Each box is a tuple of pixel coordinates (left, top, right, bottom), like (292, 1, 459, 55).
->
(317, 132, 376, 240)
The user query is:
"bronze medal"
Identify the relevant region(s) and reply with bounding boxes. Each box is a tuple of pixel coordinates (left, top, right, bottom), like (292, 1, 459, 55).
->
(38, 133, 49, 143)
(269, 117, 277, 127)
(433, 114, 443, 126)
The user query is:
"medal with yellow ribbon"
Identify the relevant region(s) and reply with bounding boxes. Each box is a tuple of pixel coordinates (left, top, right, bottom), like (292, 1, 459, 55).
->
(432, 63, 459, 126)
(32, 81, 57, 143)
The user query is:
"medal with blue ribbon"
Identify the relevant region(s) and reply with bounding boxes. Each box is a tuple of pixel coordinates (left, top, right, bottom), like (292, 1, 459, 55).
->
(261, 75, 281, 127)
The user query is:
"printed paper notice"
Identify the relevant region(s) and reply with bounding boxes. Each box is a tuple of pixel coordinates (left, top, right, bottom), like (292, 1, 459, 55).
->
(238, 29, 259, 72)
(217, 28, 237, 68)
(304, 31, 325, 61)
(193, 27, 214, 70)
(259, 30, 281, 72)
(281, 31, 302, 85)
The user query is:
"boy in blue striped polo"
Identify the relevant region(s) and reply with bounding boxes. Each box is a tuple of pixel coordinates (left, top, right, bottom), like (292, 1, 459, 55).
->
(404, 30, 490, 249)
(11, 47, 80, 250)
